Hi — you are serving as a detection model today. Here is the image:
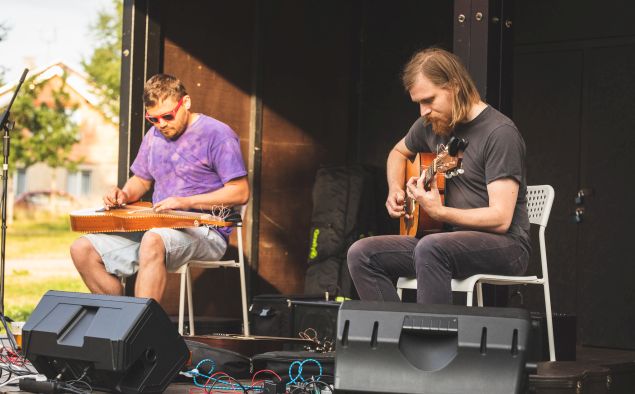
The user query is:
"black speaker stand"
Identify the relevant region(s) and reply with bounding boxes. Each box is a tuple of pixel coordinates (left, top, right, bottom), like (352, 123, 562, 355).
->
(0, 68, 29, 351)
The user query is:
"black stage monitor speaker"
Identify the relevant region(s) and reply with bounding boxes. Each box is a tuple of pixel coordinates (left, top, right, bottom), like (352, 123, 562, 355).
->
(335, 301, 531, 394)
(22, 291, 189, 393)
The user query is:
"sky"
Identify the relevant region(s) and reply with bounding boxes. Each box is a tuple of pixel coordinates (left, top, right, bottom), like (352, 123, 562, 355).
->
(0, 0, 116, 84)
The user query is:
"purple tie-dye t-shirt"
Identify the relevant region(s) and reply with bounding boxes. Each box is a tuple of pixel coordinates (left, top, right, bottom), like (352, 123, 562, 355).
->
(130, 114, 247, 239)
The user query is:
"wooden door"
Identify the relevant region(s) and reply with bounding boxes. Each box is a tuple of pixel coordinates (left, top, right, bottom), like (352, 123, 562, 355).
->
(513, 0, 635, 349)
(512, 49, 582, 316)
(576, 43, 635, 348)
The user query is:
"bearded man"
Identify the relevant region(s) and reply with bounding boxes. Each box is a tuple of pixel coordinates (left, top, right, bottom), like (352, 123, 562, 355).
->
(347, 48, 530, 304)
(71, 74, 249, 302)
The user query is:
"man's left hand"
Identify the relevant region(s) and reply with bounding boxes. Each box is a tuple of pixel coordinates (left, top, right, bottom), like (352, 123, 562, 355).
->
(153, 196, 189, 212)
(406, 175, 444, 221)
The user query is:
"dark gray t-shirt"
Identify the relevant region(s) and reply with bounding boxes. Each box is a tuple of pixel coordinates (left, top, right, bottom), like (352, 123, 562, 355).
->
(404, 105, 530, 250)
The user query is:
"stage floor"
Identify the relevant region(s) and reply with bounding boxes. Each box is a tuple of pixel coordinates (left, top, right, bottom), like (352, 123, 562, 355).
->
(1, 345, 633, 393)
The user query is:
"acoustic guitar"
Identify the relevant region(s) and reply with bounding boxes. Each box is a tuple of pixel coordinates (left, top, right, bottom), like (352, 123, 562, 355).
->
(70, 201, 234, 233)
(399, 136, 468, 237)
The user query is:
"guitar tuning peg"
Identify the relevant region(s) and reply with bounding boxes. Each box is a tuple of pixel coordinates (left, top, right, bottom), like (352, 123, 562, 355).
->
(457, 168, 464, 174)
(445, 173, 453, 179)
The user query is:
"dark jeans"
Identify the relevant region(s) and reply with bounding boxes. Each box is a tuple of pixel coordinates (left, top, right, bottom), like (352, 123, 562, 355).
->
(347, 231, 529, 304)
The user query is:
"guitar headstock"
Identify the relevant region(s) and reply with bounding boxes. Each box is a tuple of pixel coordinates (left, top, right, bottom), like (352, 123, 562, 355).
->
(423, 137, 469, 190)
(440, 136, 468, 179)
(435, 137, 468, 173)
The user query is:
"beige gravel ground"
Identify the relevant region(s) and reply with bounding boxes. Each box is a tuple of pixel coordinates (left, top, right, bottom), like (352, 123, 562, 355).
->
(4, 258, 80, 278)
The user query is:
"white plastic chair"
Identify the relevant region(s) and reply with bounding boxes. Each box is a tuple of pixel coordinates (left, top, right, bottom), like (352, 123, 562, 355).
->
(173, 205, 250, 336)
(396, 185, 556, 361)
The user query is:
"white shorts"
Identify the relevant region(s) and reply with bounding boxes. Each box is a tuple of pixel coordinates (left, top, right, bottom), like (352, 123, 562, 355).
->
(83, 227, 227, 277)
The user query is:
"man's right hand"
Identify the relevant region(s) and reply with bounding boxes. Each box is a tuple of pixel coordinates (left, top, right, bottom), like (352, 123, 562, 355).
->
(103, 187, 129, 209)
(386, 189, 406, 218)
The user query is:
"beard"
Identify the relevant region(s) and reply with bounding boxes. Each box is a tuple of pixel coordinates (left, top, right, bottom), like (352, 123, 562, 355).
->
(424, 113, 453, 137)
(159, 124, 187, 140)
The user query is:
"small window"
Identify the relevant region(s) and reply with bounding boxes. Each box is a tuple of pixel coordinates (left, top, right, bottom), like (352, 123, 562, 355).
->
(80, 170, 91, 195)
(67, 169, 92, 196)
(15, 168, 27, 196)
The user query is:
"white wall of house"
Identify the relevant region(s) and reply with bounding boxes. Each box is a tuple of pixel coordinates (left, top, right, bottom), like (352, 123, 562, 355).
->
(6, 63, 120, 211)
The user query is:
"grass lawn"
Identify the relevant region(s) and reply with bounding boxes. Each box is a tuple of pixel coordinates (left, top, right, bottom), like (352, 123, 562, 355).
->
(6, 215, 79, 259)
(5, 273, 88, 322)
(3, 215, 88, 323)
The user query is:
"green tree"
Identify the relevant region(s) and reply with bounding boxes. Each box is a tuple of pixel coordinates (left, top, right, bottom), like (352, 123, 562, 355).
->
(0, 22, 8, 85)
(9, 74, 80, 174)
(82, 0, 122, 119)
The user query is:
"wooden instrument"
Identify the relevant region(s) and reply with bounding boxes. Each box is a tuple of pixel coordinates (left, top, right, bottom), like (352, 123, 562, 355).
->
(399, 136, 468, 237)
(188, 334, 314, 357)
(69, 202, 233, 233)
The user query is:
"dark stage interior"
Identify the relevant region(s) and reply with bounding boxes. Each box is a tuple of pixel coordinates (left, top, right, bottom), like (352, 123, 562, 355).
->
(113, 0, 635, 392)
(9, 0, 632, 393)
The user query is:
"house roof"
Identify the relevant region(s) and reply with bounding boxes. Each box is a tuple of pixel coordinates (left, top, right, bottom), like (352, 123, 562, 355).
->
(0, 61, 104, 111)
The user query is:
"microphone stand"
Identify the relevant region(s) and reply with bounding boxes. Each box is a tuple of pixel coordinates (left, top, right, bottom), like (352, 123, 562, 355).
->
(0, 68, 28, 350)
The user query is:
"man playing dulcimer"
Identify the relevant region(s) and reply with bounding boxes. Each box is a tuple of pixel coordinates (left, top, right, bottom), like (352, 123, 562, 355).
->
(347, 48, 530, 304)
(70, 74, 249, 302)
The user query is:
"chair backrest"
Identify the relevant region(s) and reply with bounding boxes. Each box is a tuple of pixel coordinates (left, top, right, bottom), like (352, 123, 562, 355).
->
(526, 185, 555, 228)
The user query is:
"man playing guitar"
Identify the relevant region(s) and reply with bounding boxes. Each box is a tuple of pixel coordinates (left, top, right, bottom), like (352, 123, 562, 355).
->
(347, 48, 530, 304)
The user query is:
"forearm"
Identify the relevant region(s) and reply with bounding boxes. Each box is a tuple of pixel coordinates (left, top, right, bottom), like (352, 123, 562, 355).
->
(387, 149, 409, 193)
(435, 205, 512, 234)
(183, 178, 249, 211)
(121, 176, 151, 202)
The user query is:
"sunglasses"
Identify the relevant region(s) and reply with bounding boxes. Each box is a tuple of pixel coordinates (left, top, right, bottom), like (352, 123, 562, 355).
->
(145, 97, 184, 124)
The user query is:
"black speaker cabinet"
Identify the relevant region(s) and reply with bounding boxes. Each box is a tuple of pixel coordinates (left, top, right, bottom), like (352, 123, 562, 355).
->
(22, 291, 189, 393)
(335, 301, 531, 394)
(291, 300, 340, 342)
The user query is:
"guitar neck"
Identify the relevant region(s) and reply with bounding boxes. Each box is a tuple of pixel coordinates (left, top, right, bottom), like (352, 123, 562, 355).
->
(423, 161, 437, 190)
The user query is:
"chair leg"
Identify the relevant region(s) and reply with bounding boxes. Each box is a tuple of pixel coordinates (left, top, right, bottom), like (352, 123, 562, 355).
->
(237, 227, 250, 336)
(186, 266, 195, 336)
(466, 290, 473, 306)
(543, 284, 556, 361)
(397, 287, 403, 300)
(476, 283, 484, 307)
(178, 267, 186, 336)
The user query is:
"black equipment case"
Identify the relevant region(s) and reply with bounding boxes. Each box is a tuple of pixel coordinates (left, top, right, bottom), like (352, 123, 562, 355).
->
(528, 362, 611, 394)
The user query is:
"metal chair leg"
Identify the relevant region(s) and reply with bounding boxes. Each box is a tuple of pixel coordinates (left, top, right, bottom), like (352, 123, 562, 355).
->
(178, 266, 187, 335)
(186, 266, 195, 336)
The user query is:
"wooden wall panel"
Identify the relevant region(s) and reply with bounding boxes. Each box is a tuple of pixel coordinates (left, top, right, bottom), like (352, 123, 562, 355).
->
(257, 0, 357, 294)
(151, 1, 454, 310)
(158, 0, 255, 317)
(358, 1, 453, 234)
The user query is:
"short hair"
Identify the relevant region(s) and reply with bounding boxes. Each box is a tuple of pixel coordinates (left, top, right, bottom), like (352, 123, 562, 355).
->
(402, 48, 480, 127)
(143, 74, 188, 107)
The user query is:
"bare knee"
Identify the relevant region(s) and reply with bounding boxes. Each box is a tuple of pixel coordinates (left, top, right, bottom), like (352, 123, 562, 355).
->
(139, 232, 165, 266)
(70, 238, 99, 269)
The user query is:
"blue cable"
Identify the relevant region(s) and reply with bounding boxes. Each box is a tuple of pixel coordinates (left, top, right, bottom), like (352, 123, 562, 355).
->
(288, 358, 323, 385)
(187, 358, 264, 392)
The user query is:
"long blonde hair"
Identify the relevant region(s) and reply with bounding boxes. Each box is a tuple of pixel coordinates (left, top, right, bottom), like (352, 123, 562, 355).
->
(402, 48, 480, 127)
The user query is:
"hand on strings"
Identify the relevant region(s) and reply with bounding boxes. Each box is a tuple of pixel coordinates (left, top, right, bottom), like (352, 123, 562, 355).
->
(386, 189, 406, 218)
(103, 187, 129, 210)
(153, 196, 188, 212)
(406, 175, 443, 220)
